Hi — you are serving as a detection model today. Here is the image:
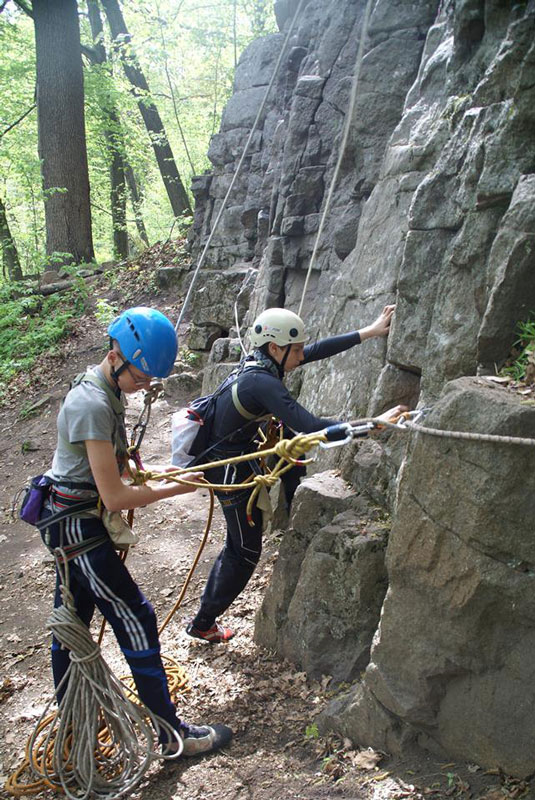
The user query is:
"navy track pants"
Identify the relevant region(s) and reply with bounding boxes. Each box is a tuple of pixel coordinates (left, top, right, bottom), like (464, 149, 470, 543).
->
(40, 510, 185, 743)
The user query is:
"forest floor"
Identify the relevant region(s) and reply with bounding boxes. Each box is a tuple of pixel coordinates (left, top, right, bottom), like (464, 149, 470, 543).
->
(0, 258, 532, 800)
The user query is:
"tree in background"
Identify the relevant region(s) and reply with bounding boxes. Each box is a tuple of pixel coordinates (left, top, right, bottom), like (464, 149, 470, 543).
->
(1, 0, 276, 274)
(33, 0, 94, 269)
(0, 193, 22, 280)
(87, 0, 128, 259)
(100, 0, 192, 221)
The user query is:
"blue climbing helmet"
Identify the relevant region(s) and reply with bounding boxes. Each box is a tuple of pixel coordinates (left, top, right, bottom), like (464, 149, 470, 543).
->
(108, 307, 178, 378)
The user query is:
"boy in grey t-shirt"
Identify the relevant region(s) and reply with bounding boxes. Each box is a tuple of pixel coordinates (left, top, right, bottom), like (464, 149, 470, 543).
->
(40, 307, 232, 758)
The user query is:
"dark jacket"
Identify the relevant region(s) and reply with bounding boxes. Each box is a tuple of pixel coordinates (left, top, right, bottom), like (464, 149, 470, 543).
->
(208, 331, 361, 453)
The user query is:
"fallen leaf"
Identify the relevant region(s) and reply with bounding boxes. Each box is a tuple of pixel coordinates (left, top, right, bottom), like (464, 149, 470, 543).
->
(483, 376, 511, 384)
(371, 771, 391, 781)
(351, 747, 382, 770)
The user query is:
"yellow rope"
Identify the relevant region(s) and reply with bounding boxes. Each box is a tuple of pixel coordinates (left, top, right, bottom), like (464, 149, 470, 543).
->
(137, 431, 327, 524)
(158, 486, 215, 635)
(5, 656, 190, 798)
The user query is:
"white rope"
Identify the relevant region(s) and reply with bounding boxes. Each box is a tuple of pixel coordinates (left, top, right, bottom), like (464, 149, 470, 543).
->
(376, 414, 535, 447)
(176, 0, 308, 331)
(234, 298, 247, 356)
(404, 419, 535, 447)
(28, 553, 182, 800)
(298, 0, 374, 317)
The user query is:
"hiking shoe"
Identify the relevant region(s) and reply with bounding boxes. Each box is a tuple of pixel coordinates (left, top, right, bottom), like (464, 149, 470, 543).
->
(186, 621, 235, 643)
(181, 723, 233, 756)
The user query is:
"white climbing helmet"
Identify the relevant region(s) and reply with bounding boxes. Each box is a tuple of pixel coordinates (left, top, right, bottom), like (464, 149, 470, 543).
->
(250, 308, 306, 348)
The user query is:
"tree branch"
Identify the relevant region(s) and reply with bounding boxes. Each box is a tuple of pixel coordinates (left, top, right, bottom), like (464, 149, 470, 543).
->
(81, 43, 99, 63)
(12, 0, 32, 17)
(0, 103, 36, 139)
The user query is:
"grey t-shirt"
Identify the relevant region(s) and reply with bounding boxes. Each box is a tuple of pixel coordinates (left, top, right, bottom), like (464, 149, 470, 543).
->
(47, 366, 127, 498)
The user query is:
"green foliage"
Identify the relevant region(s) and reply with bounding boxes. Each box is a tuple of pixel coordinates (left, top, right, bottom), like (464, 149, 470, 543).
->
(0, 8, 43, 274)
(500, 316, 535, 382)
(178, 346, 201, 367)
(95, 298, 119, 325)
(2, 0, 276, 270)
(0, 282, 89, 399)
(305, 723, 320, 740)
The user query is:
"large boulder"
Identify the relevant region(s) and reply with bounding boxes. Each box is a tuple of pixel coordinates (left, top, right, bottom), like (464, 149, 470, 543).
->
(255, 471, 390, 682)
(319, 377, 535, 778)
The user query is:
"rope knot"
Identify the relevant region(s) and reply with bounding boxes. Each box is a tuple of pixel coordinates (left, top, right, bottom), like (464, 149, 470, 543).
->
(273, 434, 315, 462)
(252, 473, 278, 490)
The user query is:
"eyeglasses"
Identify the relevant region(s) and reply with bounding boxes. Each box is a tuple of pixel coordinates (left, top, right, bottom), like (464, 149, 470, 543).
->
(117, 354, 152, 387)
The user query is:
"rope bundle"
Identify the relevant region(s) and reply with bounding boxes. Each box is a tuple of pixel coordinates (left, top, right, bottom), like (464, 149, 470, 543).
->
(141, 429, 327, 524)
(7, 563, 186, 800)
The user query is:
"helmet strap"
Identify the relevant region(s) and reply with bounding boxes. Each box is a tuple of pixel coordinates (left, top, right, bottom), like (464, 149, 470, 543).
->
(109, 338, 130, 386)
(279, 344, 292, 373)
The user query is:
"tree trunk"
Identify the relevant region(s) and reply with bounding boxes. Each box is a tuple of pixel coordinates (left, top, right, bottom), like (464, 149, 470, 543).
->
(0, 195, 23, 281)
(100, 0, 192, 220)
(125, 164, 150, 247)
(87, 0, 128, 260)
(32, 0, 94, 268)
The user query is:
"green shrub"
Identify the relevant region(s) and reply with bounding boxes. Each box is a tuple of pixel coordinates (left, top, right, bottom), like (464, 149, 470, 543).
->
(0, 281, 89, 400)
(501, 317, 535, 383)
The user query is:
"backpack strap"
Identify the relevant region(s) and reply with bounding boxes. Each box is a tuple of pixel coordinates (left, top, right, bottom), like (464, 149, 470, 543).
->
(230, 362, 273, 423)
(231, 382, 258, 421)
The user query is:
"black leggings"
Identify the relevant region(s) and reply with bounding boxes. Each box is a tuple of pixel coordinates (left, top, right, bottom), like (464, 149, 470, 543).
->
(193, 458, 263, 629)
(192, 457, 305, 629)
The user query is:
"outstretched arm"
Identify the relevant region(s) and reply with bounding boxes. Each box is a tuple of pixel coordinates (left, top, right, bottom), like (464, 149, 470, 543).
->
(303, 304, 395, 364)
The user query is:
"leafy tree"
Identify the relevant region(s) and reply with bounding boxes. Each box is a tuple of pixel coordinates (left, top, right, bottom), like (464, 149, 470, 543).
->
(87, 0, 128, 259)
(0, 7, 41, 273)
(100, 0, 192, 221)
(1, 0, 277, 271)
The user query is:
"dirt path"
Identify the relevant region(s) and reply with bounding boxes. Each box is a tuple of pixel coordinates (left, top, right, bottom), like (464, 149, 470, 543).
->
(0, 290, 526, 800)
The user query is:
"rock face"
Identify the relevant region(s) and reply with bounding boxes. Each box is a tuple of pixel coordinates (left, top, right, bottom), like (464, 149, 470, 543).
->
(319, 378, 535, 778)
(186, 0, 535, 776)
(255, 471, 390, 683)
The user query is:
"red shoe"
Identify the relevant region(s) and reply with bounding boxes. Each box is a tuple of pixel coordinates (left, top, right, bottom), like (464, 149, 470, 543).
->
(186, 621, 235, 643)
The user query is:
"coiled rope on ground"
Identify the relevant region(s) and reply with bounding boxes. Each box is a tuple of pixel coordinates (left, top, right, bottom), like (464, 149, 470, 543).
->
(6, 555, 188, 799)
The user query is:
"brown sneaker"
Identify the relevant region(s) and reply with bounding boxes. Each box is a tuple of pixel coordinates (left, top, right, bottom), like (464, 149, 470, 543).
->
(186, 621, 235, 643)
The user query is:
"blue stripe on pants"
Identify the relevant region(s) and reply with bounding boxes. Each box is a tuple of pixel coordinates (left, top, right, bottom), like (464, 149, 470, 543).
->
(41, 509, 185, 742)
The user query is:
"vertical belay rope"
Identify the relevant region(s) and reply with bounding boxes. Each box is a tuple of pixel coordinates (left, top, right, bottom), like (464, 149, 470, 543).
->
(298, 0, 374, 317)
(175, 0, 308, 331)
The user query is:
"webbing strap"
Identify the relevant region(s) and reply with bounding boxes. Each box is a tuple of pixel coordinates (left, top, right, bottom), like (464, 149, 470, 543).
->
(53, 534, 109, 563)
(70, 370, 124, 415)
(230, 361, 273, 422)
(231, 382, 258, 420)
(37, 498, 99, 531)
